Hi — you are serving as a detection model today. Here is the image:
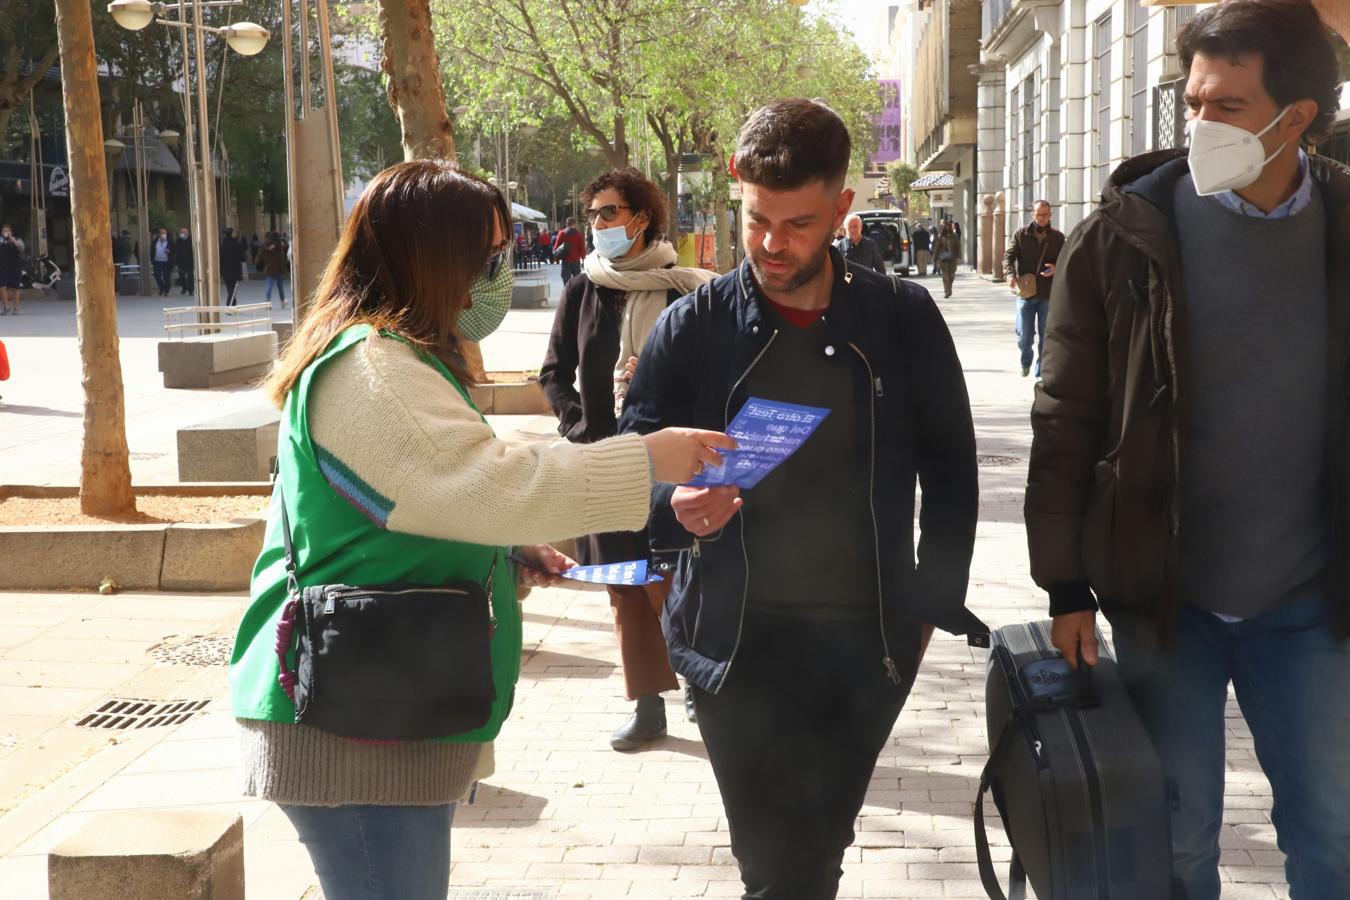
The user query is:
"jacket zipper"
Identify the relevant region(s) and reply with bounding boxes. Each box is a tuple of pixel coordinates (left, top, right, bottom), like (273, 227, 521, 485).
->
(713, 329, 779, 693)
(848, 342, 901, 684)
(1028, 624, 1110, 897)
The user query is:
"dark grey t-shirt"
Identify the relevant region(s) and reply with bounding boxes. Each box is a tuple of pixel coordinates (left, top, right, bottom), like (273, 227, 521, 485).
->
(1174, 174, 1331, 618)
(740, 302, 878, 620)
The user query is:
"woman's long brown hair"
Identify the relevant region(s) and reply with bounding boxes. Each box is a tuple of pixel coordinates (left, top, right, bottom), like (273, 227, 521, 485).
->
(264, 160, 510, 407)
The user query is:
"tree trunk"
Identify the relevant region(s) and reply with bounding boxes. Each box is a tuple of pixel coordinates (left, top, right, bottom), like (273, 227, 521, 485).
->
(379, 0, 457, 162)
(378, 0, 487, 379)
(713, 190, 732, 274)
(54, 0, 135, 516)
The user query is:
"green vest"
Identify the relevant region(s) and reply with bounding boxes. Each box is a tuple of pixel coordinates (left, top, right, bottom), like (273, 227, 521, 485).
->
(228, 324, 522, 742)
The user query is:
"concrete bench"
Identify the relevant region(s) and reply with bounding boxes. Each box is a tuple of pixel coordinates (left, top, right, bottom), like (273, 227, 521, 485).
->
(512, 268, 551, 308)
(158, 331, 278, 389)
(48, 809, 244, 900)
(177, 406, 280, 482)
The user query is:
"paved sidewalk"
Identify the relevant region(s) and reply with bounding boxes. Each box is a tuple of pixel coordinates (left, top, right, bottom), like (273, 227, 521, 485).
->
(0, 269, 1290, 898)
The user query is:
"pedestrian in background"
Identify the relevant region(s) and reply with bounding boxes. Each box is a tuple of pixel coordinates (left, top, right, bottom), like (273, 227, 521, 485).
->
(622, 98, 980, 899)
(228, 159, 732, 900)
(833, 213, 886, 273)
(1004, 200, 1064, 378)
(552, 217, 586, 288)
(220, 227, 247, 307)
(174, 226, 194, 295)
(0, 224, 23, 315)
(539, 167, 716, 751)
(152, 227, 173, 296)
(1027, 2, 1350, 897)
(911, 221, 931, 276)
(256, 232, 290, 307)
(933, 220, 961, 298)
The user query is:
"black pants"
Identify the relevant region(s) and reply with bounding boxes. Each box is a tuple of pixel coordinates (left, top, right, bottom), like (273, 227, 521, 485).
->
(693, 609, 920, 900)
(178, 265, 194, 293)
(223, 279, 239, 306)
(560, 259, 581, 287)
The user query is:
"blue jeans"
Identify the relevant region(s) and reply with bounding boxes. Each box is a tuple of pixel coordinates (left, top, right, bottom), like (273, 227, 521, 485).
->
(281, 802, 456, 900)
(1110, 599, 1350, 900)
(1016, 298, 1048, 375)
(266, 276, 287, 301)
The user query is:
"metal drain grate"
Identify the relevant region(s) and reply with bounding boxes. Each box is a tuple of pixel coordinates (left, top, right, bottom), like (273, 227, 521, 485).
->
(977, 455, 1022, 467)
(149, 634, 232, 667)
(447, 891, 557, 900)
(76, 698, 211, 730)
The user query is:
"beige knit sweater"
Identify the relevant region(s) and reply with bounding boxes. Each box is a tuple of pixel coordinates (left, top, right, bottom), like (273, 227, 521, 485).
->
(237, 332, 654, 807)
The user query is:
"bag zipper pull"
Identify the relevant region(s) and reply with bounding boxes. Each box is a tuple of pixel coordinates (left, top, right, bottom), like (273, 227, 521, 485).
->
(873, 377, 884, 398)
(883, 656, 901, 684)
(323, 593, 337, 615)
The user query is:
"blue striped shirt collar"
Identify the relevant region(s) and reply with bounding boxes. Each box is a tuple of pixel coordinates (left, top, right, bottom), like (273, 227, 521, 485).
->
(1215, 149, 1313, 219)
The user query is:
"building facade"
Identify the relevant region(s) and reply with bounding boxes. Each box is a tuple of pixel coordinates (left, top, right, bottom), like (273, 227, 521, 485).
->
(977, 0, 1350, 276)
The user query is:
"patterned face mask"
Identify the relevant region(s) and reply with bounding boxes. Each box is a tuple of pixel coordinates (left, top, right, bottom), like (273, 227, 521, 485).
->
(458, 250, 514, 343)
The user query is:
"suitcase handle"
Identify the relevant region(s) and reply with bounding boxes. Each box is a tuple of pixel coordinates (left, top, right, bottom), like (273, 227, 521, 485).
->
(974, 754, 1028, 900)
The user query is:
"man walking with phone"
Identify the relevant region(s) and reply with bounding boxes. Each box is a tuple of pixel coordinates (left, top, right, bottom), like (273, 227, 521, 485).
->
(1004, 200, 1064, 378)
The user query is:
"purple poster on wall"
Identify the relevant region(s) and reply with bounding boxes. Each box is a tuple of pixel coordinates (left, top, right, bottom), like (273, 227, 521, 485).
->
(869, 79, 904, 173)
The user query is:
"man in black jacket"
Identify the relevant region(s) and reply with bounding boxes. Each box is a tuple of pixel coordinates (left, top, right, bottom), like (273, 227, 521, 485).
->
(174, 227, 194, 295)
(621, 98, 981, 899)
(1028, 3, 1350, 897)
(1003, 200, 1065, 378)
(833, 213, 886, 273)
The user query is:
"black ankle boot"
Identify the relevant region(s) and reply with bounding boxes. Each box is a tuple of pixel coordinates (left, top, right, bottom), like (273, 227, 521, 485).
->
(610, 693, 667, 751)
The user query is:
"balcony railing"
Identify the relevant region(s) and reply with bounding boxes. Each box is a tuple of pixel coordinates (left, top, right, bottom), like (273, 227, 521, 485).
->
(1152, 79, 1187, 152)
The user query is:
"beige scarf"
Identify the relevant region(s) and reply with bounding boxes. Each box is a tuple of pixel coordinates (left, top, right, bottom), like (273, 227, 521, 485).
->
(583, 241, 716, 364)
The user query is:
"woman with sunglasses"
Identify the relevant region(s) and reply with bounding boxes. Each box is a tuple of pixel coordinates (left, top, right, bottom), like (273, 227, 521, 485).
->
(539, 167, 718, 752)
(228, 160, 733, 900)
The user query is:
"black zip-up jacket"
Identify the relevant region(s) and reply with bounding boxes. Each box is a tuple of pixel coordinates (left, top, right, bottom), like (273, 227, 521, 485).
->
(1026, 150, 1350, 638)
(619, 247, 984, 692)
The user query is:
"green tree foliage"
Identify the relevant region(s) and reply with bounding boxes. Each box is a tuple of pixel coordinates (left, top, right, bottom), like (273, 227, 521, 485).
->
(885, 160, 930, 219)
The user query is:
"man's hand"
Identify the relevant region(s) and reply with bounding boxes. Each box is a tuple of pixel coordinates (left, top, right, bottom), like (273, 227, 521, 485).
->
(1041, 262, 1057, 277)
(618, 355, 639, 385)
(1005, 275, 1017, 290)
(672, 485, 742, 537)
(1050, 611, 1100, 670)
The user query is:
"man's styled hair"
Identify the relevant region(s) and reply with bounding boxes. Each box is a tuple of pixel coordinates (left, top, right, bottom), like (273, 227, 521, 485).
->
(1178, 0, 1343, 143)
(1033, 199, 1051, 210)
(734, 99, 852, 191)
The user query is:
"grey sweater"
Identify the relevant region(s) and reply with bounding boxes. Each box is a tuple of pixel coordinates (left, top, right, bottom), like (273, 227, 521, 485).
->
(1174, 175, 1331, 618)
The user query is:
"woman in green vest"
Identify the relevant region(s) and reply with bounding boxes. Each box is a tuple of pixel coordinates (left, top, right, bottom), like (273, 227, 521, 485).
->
(228, 160, 732, 900)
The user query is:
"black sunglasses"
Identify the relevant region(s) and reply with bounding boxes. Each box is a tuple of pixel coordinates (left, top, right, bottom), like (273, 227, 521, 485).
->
(584, 204, 632, 224)
(484, 248, 507, 280)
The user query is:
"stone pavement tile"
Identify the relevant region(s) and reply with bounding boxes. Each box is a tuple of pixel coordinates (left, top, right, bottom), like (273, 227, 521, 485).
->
(0, 852, 46, 900)
(0, 660, 144, 691)
(5, 637, 157, 665)
(0, 686, 106, 717)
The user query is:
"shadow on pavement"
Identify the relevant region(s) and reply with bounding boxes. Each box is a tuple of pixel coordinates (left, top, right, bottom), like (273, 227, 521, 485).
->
(0, 404, 82, 418)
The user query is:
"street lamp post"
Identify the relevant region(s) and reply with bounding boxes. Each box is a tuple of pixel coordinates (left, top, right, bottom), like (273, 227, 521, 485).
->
(107, 0, 268, 310)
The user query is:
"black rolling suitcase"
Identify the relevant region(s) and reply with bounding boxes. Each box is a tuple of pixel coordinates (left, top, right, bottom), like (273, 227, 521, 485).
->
(976, 620, 1180, 900)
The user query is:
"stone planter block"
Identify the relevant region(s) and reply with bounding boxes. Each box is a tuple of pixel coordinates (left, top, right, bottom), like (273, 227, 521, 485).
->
(48, 810, 244, 900)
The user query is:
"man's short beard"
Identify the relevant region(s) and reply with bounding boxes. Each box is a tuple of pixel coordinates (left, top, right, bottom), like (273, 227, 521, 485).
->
(749, 237, 832, 292)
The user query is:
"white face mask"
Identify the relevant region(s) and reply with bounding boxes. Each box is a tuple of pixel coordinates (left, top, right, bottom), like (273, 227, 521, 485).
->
(1187, 105, 1291, 197)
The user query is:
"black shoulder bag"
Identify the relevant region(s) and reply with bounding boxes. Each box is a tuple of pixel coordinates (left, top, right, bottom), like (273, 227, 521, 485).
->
(273, 488, 498, 741)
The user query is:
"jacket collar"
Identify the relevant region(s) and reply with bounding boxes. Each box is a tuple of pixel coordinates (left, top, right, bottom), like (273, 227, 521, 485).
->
(734, 244, 858, 337)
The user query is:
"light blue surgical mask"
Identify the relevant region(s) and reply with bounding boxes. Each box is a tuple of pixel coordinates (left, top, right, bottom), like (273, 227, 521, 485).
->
(593, 220, 640, 259)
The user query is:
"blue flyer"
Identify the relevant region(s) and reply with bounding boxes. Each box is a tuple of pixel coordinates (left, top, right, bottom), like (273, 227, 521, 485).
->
(688, 397, 831, 489)
(563, 560, 664, 586)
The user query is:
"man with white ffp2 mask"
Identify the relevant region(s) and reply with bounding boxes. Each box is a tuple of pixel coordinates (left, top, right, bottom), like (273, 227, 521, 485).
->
(1025, 1, 1350, 898)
